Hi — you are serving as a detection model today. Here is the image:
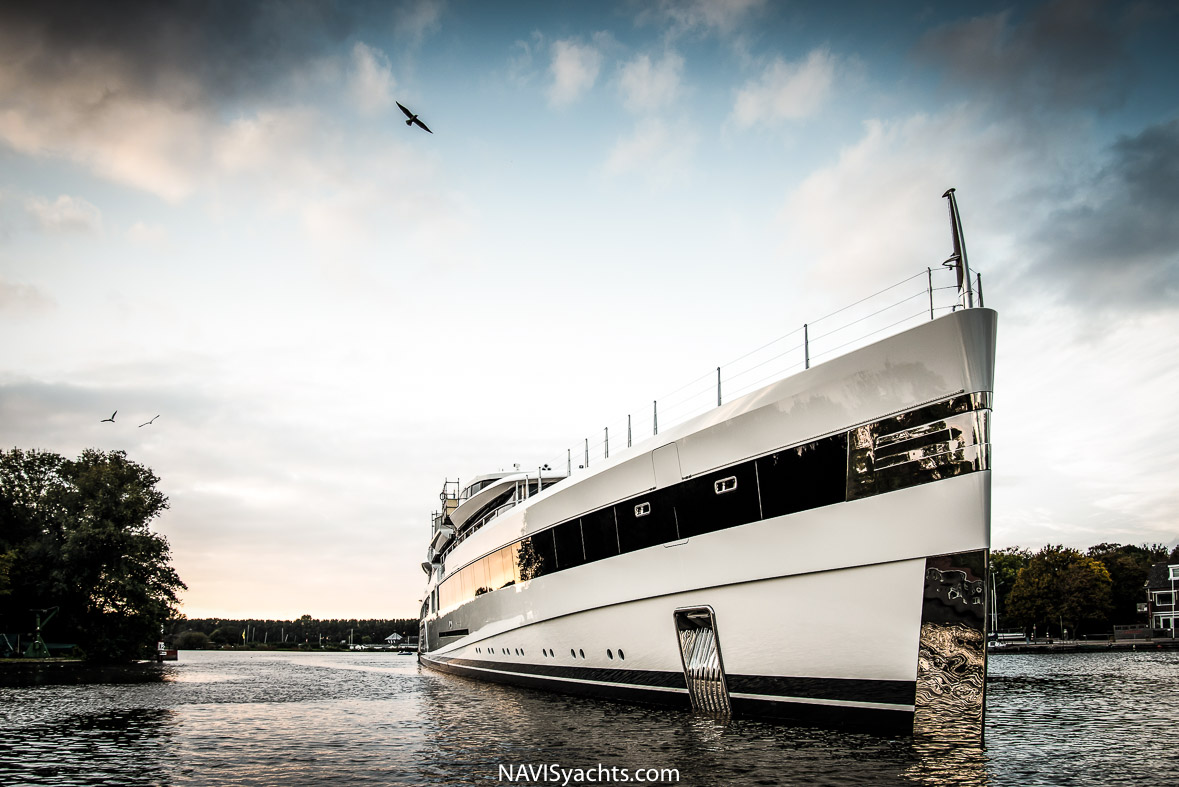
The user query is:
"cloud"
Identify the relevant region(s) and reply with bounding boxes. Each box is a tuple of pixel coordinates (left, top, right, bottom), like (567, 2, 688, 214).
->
(618, 52, 685, 113)
(0, 1, 369, 106)
(913, 0, 1138, 114)
(0, 278, 55, 315)
(24, 194, 102, 234)
(126, 221, 169, 248)
(548, 38, 605, 107)
(0, 2, 396, 201)
(775, 107, 1047, 298)
(348, 42, 396, 115)
(991, 303, 1179, 549)
(731, 49, 836, 128)
(394, 0, 445, 43)
(1036, 118, 1179, 307)
(507, 32, 544, 87)
(604, 118, 697, 186)
(640, 0, 767, 38)
(0, 10, 227, 201)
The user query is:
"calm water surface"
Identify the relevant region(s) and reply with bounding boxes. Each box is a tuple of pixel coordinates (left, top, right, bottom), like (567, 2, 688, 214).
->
(1, 649, 1177, 786)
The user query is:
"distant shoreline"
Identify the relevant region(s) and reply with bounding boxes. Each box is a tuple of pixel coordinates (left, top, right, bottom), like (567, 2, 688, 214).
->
(990, 639, 1179, 654)
(0, 659, 165, 687)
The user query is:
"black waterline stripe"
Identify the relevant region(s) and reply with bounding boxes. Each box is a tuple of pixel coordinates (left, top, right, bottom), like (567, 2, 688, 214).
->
(427, 655, 915, 705)
(421, 656, 914, 733)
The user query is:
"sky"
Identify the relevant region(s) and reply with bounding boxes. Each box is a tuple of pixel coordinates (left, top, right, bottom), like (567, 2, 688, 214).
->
(1, 0, 1177, 619)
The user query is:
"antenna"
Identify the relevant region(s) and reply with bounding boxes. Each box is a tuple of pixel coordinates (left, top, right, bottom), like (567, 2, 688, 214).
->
(942, 188, 975, 309)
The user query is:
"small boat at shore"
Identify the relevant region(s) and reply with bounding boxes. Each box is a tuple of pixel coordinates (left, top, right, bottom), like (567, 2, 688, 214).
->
(418, 192, 995, 742)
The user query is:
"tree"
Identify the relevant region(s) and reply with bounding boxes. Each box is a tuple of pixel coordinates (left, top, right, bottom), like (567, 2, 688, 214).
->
(990, 546, 1031, 628)
(0, 448, 186, 662)
(209, 626, 242, 645)
(174, 630, 210, 649)
(1007, 545, 1112, 637)
(0, 548, 14, 598)
(1088, 543, 1167, 623)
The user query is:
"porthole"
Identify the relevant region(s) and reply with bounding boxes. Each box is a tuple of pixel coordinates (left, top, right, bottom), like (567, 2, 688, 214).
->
(579, 649, 585, 658)
(619, 649, 625, 660)
(634, 502, 651, 517)
(607, 649, 613, 659)
(570, 648, 576, 657)
(714, 476, 738, 494)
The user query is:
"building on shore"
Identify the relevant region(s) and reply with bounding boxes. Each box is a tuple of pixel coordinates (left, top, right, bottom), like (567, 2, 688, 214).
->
(1145, 562, 1179, 634)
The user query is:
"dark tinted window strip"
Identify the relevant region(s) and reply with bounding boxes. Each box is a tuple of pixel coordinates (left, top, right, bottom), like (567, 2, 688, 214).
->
(435, 394, 988, 611)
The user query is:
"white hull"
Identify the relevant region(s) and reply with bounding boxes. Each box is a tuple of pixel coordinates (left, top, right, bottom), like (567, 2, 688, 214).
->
(419, 308, 997, 736)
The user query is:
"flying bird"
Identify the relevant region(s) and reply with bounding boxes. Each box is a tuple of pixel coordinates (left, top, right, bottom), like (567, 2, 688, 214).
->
(397, 102, 433, 133)
(100, 410, 117, 423)
(139, 415, 160, 428)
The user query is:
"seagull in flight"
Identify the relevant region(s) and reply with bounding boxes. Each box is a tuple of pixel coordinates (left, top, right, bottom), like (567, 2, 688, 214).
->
(139, 415, 160, 428)
(100, 410, 117, 423)
(397, 102, 433, 134)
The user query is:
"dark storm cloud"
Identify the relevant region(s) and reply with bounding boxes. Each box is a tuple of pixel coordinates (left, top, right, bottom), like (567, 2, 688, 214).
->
(914, 0, 1141, 114)
(1039, 119, 1179, 306)
(0, 0, 393, 104)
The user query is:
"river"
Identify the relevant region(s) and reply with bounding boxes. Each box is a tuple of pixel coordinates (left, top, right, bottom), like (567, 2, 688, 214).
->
(1, 648, 1176, 786)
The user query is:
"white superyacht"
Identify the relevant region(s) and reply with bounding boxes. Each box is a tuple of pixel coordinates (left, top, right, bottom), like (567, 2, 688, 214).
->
(418, 191, 995, 741)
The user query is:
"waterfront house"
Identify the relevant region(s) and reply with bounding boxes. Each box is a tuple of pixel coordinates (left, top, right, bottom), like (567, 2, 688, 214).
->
(1145, 562, 1179, 633)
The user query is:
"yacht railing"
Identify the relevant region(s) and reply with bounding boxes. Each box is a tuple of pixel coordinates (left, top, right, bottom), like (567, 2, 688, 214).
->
(465, 500, 519, 534)
(437, 475, 565, 562)
(544, 265, 985, 474)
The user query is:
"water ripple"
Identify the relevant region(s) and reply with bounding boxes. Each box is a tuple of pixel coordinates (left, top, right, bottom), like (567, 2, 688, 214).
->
(1, 649, 1177, 785)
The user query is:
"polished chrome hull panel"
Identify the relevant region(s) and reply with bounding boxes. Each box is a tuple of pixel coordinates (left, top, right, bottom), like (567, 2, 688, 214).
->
(674, 607, 731, 718)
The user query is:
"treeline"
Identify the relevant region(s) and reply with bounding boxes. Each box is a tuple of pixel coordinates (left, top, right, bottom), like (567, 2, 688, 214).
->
(1, 448, 184, 662)
(993, 542, 1179, 638)
(168, 617, 419, 649)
